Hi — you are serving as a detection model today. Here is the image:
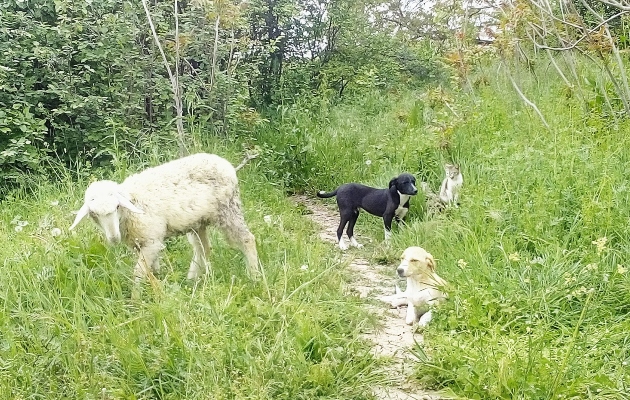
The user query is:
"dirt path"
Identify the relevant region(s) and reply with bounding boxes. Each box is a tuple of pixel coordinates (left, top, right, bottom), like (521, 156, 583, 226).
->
(293, 195, 445, 400)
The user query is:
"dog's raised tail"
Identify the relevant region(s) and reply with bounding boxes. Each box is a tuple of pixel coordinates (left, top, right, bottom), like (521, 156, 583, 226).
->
(316, 189, 338, 198)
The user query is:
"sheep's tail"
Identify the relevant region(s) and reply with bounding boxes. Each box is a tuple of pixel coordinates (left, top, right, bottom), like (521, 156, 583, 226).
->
(235, 152, 259, 172)
(316, 189, 338, 198)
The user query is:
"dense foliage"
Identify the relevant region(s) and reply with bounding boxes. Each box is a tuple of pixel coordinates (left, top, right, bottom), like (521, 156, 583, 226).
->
(4, 0, 630, 398)
(0, 0, 442, 192)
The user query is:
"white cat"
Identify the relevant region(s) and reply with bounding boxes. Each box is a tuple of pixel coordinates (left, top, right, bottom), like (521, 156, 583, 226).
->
(439, 164, 463, 207)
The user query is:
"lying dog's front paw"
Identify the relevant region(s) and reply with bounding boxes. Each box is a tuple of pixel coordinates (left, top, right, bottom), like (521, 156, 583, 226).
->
(418, 310, 433, 327)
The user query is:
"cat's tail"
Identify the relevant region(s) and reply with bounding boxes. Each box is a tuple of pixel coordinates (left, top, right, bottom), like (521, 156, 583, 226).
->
(316, 189, 338, 198)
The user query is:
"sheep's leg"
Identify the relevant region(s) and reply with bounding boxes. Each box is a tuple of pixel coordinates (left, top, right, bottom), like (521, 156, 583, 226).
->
(134, 242, 163, 280)
(222, 218, 259, 277)
(151, 258, 161, 274)
(187, 226, 211, 280)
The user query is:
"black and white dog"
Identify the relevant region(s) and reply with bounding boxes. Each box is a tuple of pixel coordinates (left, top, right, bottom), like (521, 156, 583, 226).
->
(317, 173, 418, 250)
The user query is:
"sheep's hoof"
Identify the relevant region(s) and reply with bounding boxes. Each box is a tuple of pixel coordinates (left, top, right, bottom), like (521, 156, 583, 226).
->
(187, 271, 201, 280)
(131, 284, 143, 300)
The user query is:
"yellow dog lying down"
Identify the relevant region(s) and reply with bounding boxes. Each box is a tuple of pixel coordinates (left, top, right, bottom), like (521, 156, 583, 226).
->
(383, 246, 447, 326)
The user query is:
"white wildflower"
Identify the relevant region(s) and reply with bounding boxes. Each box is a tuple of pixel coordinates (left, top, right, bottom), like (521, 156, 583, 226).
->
(37, 266, 54, 281)
(585, 263, 598, 271)
(592, 237, 608, 255)
(508, 252, 520, 262)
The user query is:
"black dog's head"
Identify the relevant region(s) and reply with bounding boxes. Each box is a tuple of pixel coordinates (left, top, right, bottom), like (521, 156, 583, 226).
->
(389, 173, 418, 196)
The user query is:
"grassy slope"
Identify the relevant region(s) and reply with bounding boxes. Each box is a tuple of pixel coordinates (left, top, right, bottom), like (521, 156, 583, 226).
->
(415, 65, 630, 399)
(3, 57, 630, 399)
(0, 150, 381, 399)
(252, 59, 630, 399)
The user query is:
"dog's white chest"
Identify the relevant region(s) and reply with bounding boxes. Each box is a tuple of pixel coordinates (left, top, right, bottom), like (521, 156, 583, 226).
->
(396, 193, 410, 218)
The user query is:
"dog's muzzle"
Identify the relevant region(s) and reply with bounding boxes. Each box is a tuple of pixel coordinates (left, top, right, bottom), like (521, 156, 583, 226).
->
(397, 267, 407, 278)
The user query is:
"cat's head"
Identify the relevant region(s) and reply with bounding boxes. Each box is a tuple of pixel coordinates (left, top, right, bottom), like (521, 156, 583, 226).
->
(444, 163, 460, 179)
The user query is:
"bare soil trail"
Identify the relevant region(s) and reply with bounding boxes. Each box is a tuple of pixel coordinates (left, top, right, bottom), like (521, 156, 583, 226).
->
(293, 195, 448, 400)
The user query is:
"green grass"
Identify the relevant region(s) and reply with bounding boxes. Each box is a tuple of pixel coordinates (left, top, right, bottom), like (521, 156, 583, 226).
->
(244, 57, 630, 399)
(4, 55, 630, 399)
(0, 154, 382, 399)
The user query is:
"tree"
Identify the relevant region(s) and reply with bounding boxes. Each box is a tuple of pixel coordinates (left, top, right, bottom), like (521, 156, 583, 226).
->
(504, 0, 630, 117)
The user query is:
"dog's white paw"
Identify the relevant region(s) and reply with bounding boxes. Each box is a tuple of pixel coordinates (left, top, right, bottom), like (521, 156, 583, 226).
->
(418, 310, 433, 327)
(405, 306, 417, 325)
(384, 229, 392, 241)
(349, 237, 363, 248)
(338, 238, 349, 251)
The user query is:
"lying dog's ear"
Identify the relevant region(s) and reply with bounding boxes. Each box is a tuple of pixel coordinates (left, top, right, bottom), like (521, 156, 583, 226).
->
(426, 254, 436, 271)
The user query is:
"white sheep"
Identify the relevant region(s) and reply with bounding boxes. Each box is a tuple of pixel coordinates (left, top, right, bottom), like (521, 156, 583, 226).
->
(69, 153, 259, 280)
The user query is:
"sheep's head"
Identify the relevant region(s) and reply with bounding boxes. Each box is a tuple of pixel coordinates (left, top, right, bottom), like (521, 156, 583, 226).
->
(70, 180, 144, 244)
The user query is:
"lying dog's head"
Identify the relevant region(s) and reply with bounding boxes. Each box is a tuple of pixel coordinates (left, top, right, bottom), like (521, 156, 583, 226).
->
(397, 246, 435, 279)
(389, 173, 418, 196)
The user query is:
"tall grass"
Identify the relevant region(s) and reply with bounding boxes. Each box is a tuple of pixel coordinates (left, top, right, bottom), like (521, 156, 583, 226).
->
(248, 57, 630, 398)
(0, 146, 382, 398)
(4, 54, 630, 399)
(409, 63, 630, 399)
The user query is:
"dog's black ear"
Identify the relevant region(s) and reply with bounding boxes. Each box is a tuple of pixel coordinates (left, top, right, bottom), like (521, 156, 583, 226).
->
(388, 178, 397, 188)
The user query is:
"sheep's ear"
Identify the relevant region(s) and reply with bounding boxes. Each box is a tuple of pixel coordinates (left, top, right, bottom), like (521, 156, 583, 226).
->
(115, 192, 144, 214)
(69, 203, 90, 230)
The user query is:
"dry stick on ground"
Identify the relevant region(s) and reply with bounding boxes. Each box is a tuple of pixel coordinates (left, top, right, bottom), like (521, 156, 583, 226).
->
(141, 0, 188, 157)
(234, 152, 259, 172)
(503, 62, 550, 130)
(211, 14, 220, 89)
(174, 0, 183, 149)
